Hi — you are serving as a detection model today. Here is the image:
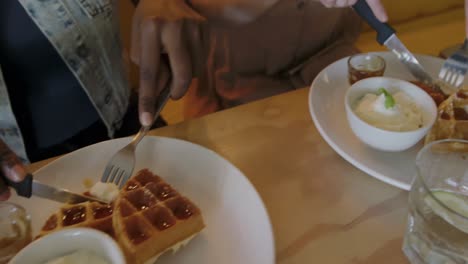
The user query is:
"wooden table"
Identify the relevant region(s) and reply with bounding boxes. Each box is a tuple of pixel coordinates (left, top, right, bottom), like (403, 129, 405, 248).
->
(28, 88, 410, 263)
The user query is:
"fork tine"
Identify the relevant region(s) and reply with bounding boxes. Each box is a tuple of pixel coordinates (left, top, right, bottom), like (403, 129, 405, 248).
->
(449, 69, 458, 86)
(439, 43, 468, 90)
(455, 73, 465, 88)
(108, 167, 120, 184)
(101, 165, 114, 183)
(119, 172, 131, 189)
(439, 67, 447, 80)
(452, 69, 461, 85)
(453, 69, 462, 87)
(445, 70, 454, 84)
(114, 169, 125, 186)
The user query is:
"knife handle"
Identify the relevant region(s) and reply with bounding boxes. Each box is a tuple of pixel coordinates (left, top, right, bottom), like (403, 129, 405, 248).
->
(2, 173, 33, 198)
(352, 0, 395, 45)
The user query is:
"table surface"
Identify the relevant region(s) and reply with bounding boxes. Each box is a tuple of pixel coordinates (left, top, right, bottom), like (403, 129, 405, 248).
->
(28, 87, 410, 264)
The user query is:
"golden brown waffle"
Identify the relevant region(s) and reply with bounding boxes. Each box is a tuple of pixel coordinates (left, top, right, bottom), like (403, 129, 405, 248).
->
(113, 169, 205, 264)
(38, 169, 205, 264)
(425, 89, 468, 152)
(38, 201, 114, 239)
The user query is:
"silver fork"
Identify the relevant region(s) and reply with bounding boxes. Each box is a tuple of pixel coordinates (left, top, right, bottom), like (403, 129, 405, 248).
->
(438, 39, 468, 89)
(101, 85, 171, 188)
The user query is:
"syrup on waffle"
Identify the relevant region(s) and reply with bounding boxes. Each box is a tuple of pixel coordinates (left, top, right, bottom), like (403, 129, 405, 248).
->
(113, 169, 205, 264)
(425, 89, 468, 152)
(38, 201, 114, 239)
(38, 169, 205, 264)
(411, 81, 448, 106)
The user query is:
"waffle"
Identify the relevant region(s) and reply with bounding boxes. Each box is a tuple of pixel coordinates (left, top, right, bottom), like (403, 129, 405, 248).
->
(424, 89, 468, 152)
(38, 201, 115, 239)
(38, 169, 205, 264)
(410, 81, 448, 106)
(113, 169, 205, 264)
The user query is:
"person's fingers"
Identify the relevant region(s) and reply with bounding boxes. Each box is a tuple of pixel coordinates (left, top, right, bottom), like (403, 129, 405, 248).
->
(0, 139, 25, 201)
(185, 21, 204, 78)
(0, 140, 26, 182)
(320, 0, 335, 8)
(335, 0, 349, 7)
(138, 18, 161, 127)
(0, 190, 10, 201)
(157, 57, 171, 98)
(366, 0, 388, 22)
(130, 8, 142, 65)
(0, 178, 10, 201)
(161, 21, 193, 99)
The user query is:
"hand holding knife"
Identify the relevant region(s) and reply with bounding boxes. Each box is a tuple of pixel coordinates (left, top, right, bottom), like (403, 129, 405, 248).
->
(352, 0, 444, 94)
(0, 140, 107, 204)
(2, 174, 108, 204)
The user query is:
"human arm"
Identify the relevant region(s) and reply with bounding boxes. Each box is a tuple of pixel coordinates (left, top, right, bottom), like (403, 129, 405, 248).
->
(130, 0, 282, 127)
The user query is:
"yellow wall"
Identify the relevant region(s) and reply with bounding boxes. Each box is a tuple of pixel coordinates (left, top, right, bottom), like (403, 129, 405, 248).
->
(381, 0, 463, 26)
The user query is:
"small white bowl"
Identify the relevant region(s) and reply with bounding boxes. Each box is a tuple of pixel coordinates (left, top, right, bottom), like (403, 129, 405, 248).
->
(345, 77, 437, 152)
(9, 228, 125, 264)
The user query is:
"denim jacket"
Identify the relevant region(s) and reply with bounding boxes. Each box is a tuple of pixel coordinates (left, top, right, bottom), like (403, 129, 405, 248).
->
(0, 0, 130, 162)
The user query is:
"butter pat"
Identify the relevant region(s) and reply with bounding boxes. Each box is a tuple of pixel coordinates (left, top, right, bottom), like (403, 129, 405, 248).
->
(44, 250, 109, 264)
(89, 182, 119, 203)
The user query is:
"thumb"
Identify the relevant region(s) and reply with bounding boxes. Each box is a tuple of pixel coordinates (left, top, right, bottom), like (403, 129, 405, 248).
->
(0, 140, 27, 183)
(0, 140, 26, 200)
(366, 0, 388, 22)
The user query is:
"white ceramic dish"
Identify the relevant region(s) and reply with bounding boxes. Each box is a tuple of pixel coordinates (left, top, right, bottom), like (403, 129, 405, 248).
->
(9, 137, 275, 264)
(9, 228, 125, 264)
(345, 77, 437, 152)
(308, 52, 464, 190)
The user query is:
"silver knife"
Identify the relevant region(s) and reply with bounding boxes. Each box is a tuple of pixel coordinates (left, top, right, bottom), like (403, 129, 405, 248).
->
(2, 174, 108, 204)
(352, 0, 443, 94)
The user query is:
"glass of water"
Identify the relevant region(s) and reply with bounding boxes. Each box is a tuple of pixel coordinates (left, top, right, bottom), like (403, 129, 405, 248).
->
(403, 139, 468, 264)
(0, 202, 32, 264)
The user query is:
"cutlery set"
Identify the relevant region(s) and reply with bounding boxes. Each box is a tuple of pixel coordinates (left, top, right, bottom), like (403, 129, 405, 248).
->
(3, 85, 171, 204)
(353, 0, 467, 93)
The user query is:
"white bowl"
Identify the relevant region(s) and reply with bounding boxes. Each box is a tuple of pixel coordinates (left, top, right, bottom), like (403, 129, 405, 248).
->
(344, 77, 437, 152)
(9, 228, 125, 264)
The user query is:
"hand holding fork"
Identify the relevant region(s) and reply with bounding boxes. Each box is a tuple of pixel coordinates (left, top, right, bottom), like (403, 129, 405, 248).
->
(438, 0, 468, 90)
(100, 85, 171, 188)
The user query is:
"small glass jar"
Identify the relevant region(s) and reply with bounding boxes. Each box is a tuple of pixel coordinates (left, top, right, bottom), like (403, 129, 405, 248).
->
(348, 53, 386, 84)
(0, 203, 32, 264)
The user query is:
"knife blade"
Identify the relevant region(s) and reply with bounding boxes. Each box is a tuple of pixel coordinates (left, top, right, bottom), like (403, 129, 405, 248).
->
(352, 0, 443, 94)
(2, 174, 108, 204)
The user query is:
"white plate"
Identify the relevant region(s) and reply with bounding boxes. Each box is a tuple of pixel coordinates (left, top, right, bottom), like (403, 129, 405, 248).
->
(308, 51, 450, 190)
(10, 137, 275, 264)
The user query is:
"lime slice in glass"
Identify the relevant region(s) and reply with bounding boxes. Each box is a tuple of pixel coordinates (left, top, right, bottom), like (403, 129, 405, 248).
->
(425, 190, 468, 234)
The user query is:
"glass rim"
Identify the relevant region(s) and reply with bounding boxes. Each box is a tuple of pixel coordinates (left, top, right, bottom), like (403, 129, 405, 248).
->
(415, 138, 468, 221)
(0, 202, 27, 212)
(347, 53, 386, 69)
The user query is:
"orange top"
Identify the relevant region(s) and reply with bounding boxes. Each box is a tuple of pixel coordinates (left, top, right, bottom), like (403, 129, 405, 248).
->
(185, 0, 362, 118)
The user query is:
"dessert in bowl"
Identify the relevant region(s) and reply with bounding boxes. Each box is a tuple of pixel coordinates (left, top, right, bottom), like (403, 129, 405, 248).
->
(345, 77, 437, 152)
(8, 227, 125, 264)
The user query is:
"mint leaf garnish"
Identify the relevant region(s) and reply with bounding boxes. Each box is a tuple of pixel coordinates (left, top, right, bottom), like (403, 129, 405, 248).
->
(377, 88, 395, 109)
